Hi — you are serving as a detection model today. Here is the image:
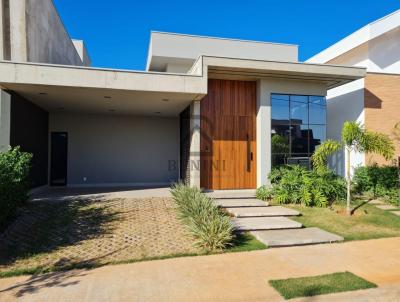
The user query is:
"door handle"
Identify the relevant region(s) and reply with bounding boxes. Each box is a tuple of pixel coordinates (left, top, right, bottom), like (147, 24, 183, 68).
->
(247, 134, 251, 172)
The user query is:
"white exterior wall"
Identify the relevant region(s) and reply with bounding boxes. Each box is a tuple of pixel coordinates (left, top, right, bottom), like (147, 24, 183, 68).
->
(326, 79, 365, 177)
(189, 101, 200, 187)
(166, 63, 192, 73)
(49, 113, 180, 186)
(367, 27, 400, 73)
(307, 11, 400, 176)
(0, 90, 11, 152)
(257, 79, 327, 187)
(307, 9, 400, 70)
(147, 32, 298, 72)
(72, 39, 91, 66)
(325, 28, 400, 74)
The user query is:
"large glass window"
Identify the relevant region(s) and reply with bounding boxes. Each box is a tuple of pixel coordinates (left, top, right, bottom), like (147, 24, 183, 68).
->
(271, 93, 326, 169)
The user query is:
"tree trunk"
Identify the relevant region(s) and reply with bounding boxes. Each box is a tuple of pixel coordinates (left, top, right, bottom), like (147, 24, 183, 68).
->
(346, 146, 352, 216)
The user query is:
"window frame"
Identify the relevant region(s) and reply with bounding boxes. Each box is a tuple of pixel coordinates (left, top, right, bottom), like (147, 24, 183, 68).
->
(270, 93, 327, 169)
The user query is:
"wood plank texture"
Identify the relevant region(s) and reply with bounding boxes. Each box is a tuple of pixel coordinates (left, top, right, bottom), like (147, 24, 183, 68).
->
(200, 79, 256, 190)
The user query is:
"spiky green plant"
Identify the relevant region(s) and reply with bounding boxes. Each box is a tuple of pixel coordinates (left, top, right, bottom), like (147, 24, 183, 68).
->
(311, 139, 342, 172)
(256, 185, 274, 201)
(311, 121, 395, 215)
(170, 183, 234, 252)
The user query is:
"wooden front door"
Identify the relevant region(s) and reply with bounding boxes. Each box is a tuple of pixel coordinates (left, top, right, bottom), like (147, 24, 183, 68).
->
(200, 79, 257, 190)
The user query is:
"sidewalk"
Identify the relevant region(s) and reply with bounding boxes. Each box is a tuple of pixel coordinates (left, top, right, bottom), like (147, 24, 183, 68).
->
(1, 237, 399, 302)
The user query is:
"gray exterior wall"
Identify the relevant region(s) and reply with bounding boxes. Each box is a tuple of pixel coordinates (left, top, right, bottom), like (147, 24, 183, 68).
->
(9, 92, 49, 188)
(25, 0, 84, 65)
(0, 90, 11, 152)
(147, 32, 299, 72)
(0, 0, 88, 66)
(49, 113, 179, 186)
(179, 105, 190, 185)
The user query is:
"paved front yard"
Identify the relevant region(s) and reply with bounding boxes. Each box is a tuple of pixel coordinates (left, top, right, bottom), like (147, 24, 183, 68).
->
(0, 197, 199, 275)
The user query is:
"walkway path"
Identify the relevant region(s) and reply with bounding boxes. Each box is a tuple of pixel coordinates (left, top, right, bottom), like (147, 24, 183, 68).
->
(370, 199, 400, 216)
(1, 237, 399, 302)
(212, 193, 343, 247)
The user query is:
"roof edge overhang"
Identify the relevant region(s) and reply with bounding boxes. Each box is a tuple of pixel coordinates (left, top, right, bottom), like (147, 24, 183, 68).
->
(199, 56, 366, 89)
(0, 60, 207, 98)
(307, 9, 400, 64)
(0, 57, 366, 99)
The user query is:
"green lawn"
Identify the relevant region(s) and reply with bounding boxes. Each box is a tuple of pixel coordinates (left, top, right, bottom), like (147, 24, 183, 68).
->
(226, 233, 267, 253)
(287, 201, 400, 241)
(269, 271, 377, 300)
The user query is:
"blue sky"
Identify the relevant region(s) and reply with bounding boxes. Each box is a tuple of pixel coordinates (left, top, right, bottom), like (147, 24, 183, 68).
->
(53, 0, 399, 70)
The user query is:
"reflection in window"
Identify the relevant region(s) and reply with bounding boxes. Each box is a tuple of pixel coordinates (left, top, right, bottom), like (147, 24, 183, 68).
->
(271, 94, 327, 169)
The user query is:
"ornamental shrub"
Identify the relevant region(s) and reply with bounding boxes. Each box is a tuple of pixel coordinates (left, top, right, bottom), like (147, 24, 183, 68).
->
(353, 165, 399, 203)
(256, 185, 273, 201)
(0, 147, 32, 227)
(257, 165, 346, 207)
(170, 183, 233, 251)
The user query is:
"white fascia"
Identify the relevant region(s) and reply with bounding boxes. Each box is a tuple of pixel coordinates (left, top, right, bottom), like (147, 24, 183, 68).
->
(307, 9, 400, 64)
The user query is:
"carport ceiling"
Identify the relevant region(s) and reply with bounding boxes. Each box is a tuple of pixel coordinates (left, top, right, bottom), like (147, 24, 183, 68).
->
(3, 84, 199, 117)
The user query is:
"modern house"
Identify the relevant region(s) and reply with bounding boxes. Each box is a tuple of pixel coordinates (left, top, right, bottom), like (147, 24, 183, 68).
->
(0, 0, 373, 191)
(308, 9, 400, 176)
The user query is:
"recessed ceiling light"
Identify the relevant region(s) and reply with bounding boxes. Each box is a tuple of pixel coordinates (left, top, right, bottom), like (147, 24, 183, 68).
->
(39, 92, 47, 95)
(162, 99, 169, 102)
(104, 96, 112, 99)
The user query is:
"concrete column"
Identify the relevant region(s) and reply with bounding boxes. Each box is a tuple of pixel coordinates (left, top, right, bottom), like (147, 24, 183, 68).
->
(256, 80, 271, 187)
(0, 0, 4, 60)
(0, 89, 11, 152)
(189, 100, 201, 187)
(9, 0, 27, 61)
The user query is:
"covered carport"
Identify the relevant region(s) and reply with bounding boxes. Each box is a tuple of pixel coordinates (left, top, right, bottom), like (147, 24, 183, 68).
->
(0, 61, 206, 188)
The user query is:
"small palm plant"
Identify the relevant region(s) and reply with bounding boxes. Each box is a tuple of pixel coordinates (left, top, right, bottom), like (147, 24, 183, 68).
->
(312, 121, 395, 216)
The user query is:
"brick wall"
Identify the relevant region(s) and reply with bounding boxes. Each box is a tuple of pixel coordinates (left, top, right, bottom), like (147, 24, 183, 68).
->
(364, 73, 400, 165)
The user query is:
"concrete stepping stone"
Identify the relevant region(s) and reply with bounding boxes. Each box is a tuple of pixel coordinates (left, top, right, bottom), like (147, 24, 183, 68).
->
(369, 199, 385, 205)
(231, 217, 302, 231)
(375, 204, 399, 210)
(250, 227, 344, 247)
(226, 206, 300, 217)
(214, 198, 268, 208)
(206, 190, 256, 199)
(391, 211, 400, 216)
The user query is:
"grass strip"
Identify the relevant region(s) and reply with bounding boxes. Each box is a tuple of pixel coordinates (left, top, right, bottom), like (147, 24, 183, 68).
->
(269, 271, 377, 300)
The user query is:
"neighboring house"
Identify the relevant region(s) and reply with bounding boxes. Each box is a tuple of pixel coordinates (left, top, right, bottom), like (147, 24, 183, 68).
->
(308, 9, 400, 176)
(0, 0, 365, 190)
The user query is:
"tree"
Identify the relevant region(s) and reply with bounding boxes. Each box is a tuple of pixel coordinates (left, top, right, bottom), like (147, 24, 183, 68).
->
(312, 121, 395, 216)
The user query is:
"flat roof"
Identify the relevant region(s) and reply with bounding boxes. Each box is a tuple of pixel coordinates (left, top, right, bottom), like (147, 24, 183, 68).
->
(0, 58, 365, 115)
(150, 31, 298, 47)
(147, 32, 299, 71)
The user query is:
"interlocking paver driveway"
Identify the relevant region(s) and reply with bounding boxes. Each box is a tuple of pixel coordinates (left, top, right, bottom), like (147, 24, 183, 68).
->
(0, 197, 198, 273)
